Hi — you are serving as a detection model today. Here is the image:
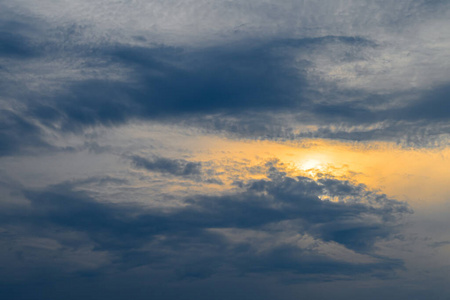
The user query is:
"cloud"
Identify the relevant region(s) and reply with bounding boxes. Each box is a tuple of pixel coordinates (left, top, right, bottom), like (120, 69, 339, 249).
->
(0, 30, 38, 58)
(429, 240, 450, 248)
(1, 0, 450, 151)
(42, 39, 309, 130)
(0, 166, 411, 288)
(1, 33, 448, 151)
(130, 155, 202, 178)
(0, 110, 50, 156)
(0, 1, 449, 299)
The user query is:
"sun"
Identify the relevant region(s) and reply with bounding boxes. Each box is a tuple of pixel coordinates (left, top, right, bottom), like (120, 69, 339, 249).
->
(301, 158, 323, 171)
(294, 154, 332, 177)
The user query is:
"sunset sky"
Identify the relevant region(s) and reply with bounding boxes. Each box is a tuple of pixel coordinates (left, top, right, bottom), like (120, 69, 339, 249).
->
(1, 1, 450, 299)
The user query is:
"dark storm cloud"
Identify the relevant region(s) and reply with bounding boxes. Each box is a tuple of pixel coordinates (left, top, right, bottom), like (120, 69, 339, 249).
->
(0, 167, 411, 290)
(130, 155, 202, 177)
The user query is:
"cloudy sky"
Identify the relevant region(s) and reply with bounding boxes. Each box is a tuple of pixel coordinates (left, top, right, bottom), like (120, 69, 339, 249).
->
(1, 0, 450, 299)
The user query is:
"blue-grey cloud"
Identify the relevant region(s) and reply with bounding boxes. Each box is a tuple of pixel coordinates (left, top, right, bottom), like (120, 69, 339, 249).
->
(1, 1, 449, 299)
(1, 30, 449, 152)
(0, 30, 38, 58)
(0, 110, 50, 156)
(0, 167, 411, 293)
(43, 40, 308, 129)
(1, 11, 450, 153)
(131, 155, 202, 178)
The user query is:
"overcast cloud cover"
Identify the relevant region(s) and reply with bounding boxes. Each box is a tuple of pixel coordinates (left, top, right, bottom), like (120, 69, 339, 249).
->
(1, 1, 450, 299)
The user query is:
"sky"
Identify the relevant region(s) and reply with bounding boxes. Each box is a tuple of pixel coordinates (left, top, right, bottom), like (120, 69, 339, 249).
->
(0, 0, 450, 299)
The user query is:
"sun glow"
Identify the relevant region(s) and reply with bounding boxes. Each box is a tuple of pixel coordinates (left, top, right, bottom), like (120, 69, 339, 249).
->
(295, 153, 333, 177)
(300, 158, 323, 171)
(132, 126, 450, 206)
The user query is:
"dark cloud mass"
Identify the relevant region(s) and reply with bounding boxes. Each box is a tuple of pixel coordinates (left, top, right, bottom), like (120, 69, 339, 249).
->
(131, 155, 202, 177)
(43, 40, 306, 130)
(1, 30, 449, 152)
(0, 16, 449, 151)
(0, 110, 50, 156)
(0, 30, 37, 58)
(0, 170, 411, 291)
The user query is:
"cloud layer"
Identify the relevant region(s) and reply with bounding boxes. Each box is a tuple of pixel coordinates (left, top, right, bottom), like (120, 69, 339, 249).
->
(1, 0, 450, 155)
(1, 1, 450, 299)
(0, 167, 411, 287)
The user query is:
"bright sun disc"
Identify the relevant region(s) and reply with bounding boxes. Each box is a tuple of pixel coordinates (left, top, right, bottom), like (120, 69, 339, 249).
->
(300, 158, 323, 171)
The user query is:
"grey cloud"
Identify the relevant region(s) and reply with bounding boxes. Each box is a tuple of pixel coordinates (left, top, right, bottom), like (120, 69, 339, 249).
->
(1, 1, 449, 299)
(0, 0, 449, 156)
(130, 155, 202, 177)
(0, 168, 411, 289)
(0, 30, 38, 58)
(429, 240, 450, 248)
(2, 19, 449, 150)
(0, 110, 50, 156)
(394, 85, 450, 122)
